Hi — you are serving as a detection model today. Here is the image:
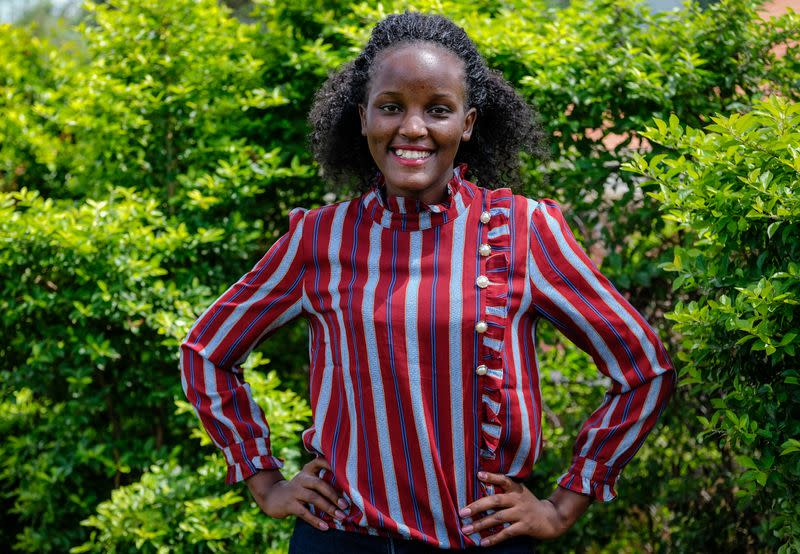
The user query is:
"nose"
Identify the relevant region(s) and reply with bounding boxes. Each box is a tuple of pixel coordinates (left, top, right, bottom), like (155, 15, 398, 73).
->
(399, 111, 428, 139)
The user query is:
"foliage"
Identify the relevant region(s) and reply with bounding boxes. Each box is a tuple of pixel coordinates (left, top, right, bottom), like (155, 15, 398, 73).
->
(75, 367, 311, 554)
(0, 23, 76, 193)
(1, 0, 798, 552)
(0, 187, 208, 551)
(624, 96, 800, 551)
(321, 0, 800, 308)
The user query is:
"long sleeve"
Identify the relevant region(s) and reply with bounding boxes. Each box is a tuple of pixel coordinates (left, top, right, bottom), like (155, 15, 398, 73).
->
(180, 208, 307, 484)
(527, 199, 675, 502)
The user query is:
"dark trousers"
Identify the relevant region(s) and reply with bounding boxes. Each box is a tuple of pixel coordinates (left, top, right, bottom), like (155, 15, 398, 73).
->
(289, 519, 537, 553)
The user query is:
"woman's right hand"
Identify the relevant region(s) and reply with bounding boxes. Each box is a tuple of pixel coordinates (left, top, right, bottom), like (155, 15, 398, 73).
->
(245, 457, 349, 531)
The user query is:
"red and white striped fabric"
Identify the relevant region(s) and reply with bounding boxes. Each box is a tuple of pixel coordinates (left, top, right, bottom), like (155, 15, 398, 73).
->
(180, 165, 675, 549)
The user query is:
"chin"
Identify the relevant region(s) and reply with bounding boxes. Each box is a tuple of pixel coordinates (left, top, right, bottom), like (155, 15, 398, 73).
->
(385, 170, 448, 194)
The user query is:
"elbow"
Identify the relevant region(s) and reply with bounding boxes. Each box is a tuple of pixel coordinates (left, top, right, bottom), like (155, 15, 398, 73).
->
(652, 361, 678, 414)
(660, 346, 678, 397)
(665, 363, 678, 400)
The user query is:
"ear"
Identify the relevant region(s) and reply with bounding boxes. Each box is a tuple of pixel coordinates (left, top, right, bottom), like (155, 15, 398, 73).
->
(358, 103, 367, 136)
(461, 107, 477, 142)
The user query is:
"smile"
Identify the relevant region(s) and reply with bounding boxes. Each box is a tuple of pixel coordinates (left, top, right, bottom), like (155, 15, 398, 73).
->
(392, 148, 433, 160)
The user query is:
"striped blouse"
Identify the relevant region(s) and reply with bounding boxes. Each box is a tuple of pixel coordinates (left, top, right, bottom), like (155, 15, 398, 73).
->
(180, 166, 675, 549)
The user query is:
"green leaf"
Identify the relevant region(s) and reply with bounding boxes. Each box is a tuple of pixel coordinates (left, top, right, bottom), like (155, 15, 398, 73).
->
(736, 455, 758, 470)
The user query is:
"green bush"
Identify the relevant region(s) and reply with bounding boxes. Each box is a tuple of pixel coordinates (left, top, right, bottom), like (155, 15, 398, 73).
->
(75, 367, 311, 554)
(0, 187, 205, 551)
(1, 0, 799, 551)
(0, 24, 77, 194)
(624, 95, 800, 551)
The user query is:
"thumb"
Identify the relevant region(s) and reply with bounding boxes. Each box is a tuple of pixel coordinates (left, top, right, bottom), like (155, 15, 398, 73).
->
(306, 456, 332, 473)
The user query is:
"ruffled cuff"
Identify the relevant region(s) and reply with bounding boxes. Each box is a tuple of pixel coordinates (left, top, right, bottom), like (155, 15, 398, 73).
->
(557, 457, 621, 502)
(222, 437, 284, 484)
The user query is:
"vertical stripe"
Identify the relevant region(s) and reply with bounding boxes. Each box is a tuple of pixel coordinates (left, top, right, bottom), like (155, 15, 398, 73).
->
(362, 223, 410, 538)
(180, 178, 675, 542)
(430, 226, 441, 451)
(448, 206, 469, 515)
(308, 336, 334, 454)
(508, 202, 534, 475)
(471, 195, 485, 503)
(526, 318, 543, 462)
(203, 358, 243, 443)
(344, 203, 378, 528)
(406, 230, 449, 547)
(385, 229, 425, 537)
(326, 203, 370, 527)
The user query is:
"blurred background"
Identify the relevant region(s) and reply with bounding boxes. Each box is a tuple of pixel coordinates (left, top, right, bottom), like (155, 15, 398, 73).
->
(1, 0, 798, 552)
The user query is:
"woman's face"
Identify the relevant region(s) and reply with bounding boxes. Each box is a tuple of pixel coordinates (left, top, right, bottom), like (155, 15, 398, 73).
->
(359, 43, 477, 205)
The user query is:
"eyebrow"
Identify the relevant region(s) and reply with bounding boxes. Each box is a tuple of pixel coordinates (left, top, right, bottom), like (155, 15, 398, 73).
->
(373, 91, 459, 101)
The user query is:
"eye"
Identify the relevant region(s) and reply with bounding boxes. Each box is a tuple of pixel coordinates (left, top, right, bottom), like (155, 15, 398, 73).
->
(378, 104, 402, 113)
(429, 106, 453, 116)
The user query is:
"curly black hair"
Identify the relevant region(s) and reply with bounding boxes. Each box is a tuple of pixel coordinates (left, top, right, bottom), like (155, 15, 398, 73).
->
(308, 12, 547, 191)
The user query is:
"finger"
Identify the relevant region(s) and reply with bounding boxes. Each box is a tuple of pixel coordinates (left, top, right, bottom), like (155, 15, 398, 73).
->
(478, 522, 526, 547)
(477, 471, 520, 491)
(301, 458, 348, 510)
(300, 472, 348, 515)
(304, 456, 332, 474)
(294, 503, 331, 531)
(460, 507, 517, 535)
(299, 487, 347, 521)
(459, 493, 512, 518)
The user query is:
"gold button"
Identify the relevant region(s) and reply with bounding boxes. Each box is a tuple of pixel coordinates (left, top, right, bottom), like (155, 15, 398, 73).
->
(476, 275, 490, 288)
(480, 211, 491, 224)
(475, 320, 488, 333)
(476, 365, 488, 376)
(479, 244, 491, 256)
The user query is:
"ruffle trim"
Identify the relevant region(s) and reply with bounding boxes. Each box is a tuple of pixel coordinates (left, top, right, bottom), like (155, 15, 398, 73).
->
(222, 437, 284, 484)
(477, 191, 514, 475)
(363, 164, 475, 231)
(557, 457, 621, 502)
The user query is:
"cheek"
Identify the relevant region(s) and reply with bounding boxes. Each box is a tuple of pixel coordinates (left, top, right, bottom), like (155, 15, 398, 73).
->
(435, 127, 467, 150)
(366, 122, 392, 146)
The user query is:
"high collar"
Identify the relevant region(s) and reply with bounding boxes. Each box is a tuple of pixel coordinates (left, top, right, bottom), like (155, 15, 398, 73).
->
(361, 164, 476, 231)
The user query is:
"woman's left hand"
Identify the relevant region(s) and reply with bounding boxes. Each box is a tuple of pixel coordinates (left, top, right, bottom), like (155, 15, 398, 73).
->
(458, 471, 590, 547)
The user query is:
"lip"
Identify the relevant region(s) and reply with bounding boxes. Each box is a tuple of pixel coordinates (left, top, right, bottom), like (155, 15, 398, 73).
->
(390, 150, 433, 166)
(389, 145, 434, 166)
(390, 145, 433, 151)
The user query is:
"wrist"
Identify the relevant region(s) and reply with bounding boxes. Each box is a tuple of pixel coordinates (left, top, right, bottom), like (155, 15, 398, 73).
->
(245, 468, 286, 502)
(545, 486, 592, 532)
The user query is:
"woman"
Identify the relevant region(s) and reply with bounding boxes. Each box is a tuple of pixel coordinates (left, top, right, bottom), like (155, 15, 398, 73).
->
(180, 12, 675, 553)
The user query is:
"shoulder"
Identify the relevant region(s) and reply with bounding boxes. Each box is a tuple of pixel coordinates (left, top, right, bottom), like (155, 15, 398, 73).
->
(478, 186, 565, 223)
(288, 196, 362, 229)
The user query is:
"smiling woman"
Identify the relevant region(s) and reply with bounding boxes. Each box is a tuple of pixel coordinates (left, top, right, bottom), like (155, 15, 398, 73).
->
(307, 13, 548, 194)
(358, 44, 477, 204)
(179, 11, 676, 553)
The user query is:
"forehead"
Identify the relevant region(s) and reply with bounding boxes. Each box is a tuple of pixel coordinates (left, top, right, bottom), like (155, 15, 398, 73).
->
(368, 43, 467, 97)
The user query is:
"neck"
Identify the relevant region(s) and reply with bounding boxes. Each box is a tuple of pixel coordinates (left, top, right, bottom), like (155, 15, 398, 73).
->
(382, 173, 453, 206)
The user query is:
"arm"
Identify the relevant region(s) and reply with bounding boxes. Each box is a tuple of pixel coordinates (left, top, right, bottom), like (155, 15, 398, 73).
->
(460, 473, 591, 545)
(179, 208, 307, 484)
(246, 460, 349, 531)
(180, 208, 350, 529)
(528, 199, 675, 502)
(460, 199, 674, 544)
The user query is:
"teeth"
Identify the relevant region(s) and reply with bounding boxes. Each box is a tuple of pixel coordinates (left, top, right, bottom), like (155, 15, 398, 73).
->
(394, 149, 432, 160)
